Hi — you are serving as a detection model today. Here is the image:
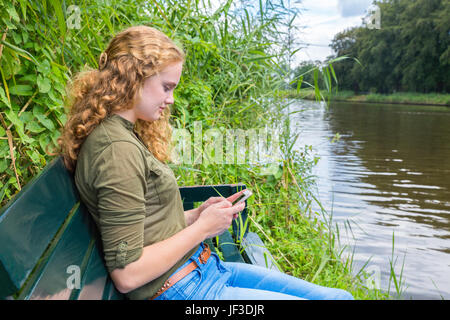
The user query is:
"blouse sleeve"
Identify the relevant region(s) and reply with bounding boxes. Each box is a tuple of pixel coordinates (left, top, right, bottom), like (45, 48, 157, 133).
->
(92, 141, 147, 272)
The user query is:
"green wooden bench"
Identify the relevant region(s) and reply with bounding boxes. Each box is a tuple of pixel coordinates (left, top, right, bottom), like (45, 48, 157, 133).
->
(0, 156, 278, 300)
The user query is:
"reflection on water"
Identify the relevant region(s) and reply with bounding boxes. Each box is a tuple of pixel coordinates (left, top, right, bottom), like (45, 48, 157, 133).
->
(291, 100, 450, 299)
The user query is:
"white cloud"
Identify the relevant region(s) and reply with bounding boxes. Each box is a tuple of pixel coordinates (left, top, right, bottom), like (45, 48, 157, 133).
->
(337, 0, 373, 17)
(292, 0, 372, 64)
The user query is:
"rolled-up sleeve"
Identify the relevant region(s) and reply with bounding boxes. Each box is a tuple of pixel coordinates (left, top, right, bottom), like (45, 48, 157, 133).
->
(92, 141, 147, 272)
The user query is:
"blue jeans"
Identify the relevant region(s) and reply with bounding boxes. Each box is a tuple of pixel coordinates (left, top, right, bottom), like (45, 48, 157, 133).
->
(154, 243, 354, 300)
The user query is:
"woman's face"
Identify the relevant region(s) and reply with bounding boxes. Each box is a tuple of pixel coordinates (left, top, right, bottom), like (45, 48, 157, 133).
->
(134, 61, 182, 122)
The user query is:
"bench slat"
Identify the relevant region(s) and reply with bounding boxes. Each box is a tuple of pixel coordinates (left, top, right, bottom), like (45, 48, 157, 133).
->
(19, 205, 93, 300)
(0, 157, 79, 299)
(241, 232, 280, 271)
(75, 241, 109, 300)
(102, 277, 124, 300)
(218, 231, 245, 263)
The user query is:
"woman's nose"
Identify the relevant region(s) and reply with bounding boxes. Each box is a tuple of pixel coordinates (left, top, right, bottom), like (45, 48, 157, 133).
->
(165, 93, 174, 105)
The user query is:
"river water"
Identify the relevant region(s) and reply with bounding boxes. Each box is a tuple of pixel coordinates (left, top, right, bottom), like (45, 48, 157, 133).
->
(289, 99, 450, 299)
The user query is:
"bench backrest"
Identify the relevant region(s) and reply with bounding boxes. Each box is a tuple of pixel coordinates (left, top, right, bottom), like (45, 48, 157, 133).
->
(0, 156, 247, 300)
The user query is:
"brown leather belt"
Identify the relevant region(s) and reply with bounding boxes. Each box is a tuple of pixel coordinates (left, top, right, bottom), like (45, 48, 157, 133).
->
(150, 243, 211, 300)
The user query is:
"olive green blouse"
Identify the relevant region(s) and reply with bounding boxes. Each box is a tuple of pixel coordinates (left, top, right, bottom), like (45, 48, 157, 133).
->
(74, 113, 199, 300)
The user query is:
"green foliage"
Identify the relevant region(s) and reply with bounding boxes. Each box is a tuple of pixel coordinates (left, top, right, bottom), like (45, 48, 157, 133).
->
(329, 0, 450, 94)
(0, 0, 291, 206)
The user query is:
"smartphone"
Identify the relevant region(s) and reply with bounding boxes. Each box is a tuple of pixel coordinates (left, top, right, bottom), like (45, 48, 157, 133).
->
(232, 189, 253, 206)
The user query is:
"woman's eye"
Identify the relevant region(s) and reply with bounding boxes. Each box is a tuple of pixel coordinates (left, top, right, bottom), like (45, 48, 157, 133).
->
(163, 85, 170, 92)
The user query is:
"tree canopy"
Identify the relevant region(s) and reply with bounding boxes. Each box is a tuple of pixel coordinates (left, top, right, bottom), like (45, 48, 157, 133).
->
(328, 0, 450, 94)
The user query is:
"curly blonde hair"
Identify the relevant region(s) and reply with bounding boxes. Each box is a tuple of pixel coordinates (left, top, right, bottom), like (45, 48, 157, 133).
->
(58, 25, 185, 172)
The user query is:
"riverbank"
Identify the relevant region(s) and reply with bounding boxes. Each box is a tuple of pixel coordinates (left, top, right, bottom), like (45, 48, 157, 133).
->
(279, 89, 450, 107)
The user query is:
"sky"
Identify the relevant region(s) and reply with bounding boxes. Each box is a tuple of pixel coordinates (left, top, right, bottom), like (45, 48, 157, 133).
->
(200, 0, 376, 65)
(293, 0, 374, 64)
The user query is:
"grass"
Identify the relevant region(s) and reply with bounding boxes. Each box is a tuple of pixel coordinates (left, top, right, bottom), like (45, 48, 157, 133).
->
(279, 88, 450, 106)
(387, 232, 408, 299)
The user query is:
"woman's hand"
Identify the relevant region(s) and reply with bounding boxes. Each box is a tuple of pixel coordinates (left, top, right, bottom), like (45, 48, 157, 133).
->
(225, 189, 248, 219)
(184, 196, 225, 226)
(197, 196, 226, 215)
(195, 198, 246, 239)
(185, 189, 248, 226)
(199, 189, 248, 213)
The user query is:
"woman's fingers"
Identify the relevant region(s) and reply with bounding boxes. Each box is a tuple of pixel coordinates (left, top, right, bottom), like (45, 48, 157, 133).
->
(213, 198, 232, 208)
(199, 197, 226, 213)
(208, 196, 226, 204)
(226, 189, 246, 203)
(198, 199, 238, 239)
(203, 190, 247, 209)
(228, 201, 245, 213)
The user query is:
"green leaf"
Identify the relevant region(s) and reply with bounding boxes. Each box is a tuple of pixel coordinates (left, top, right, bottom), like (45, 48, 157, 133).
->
(5, 109, 34, 144)
(48, 89, 63, 105)
(53, 81, 66, 96)
(18, 0, 27, 22)
(0, 87, 11, 108)
(39, 134, 51, 152)
(26, 149, 41, 164)
(9, 84, 33, 96)
(5, 109, 24, 130)
(273, 166, 283, 180)
(49, 0, 67, 38)
(2, 17, 17, 30)
(329, 63, 338, 85)
(22, 30, 28, 43)
(6, 4, 20, 23)
(37, 75, 51, 93)
(51, 130, 61, 146)
(25, 121, 46, 133)
(33, 111, 55, 131)
(313, 69, 321, 101)
(12, 32, 22, 45)
(37, 60, 51, 76)
(20, 74, 37, 83)
(0, 158, 8, 173)
(296, 75, 303, 94)
(0, 39, 38, 65)
(19, 111, 33, 123)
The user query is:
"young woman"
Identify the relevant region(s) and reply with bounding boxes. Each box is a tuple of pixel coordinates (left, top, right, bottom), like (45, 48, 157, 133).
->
(59, 25, 353, 300)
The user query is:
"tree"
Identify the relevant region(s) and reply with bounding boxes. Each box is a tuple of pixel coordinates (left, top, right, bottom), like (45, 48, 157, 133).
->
(329, 0, 450, 93)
